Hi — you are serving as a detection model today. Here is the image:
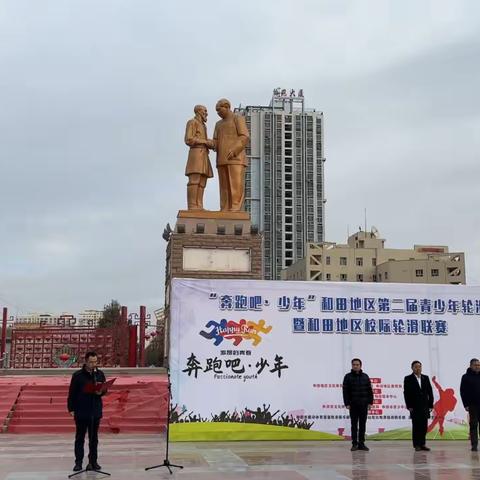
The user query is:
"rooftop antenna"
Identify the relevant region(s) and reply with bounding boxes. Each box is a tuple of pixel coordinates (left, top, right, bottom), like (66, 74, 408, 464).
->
(364, 208, 367, 237)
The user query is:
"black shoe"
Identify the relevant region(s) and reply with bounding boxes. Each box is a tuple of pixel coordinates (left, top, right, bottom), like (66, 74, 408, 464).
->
(358, 444, 370, 451)
(73, 463, 82, 472)
(351, 445, 358, 451)
(420, 446, 430, 451)
(472, 445, 478, 452)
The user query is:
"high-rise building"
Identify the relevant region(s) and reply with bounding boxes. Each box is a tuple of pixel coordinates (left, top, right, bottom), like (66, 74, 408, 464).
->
(236, 88, 326, 279)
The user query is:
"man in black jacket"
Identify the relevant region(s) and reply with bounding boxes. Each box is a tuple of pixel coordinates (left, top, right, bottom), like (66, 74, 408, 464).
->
(67, 351, 107, 472)
(343, 358, 373, 451)
(403, 360, 434, 451)
(460, 358, 480, 451)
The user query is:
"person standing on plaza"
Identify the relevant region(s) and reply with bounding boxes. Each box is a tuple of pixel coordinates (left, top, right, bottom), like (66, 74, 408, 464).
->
(403, 360, 434, 451)
(342, 358, 374, 451)
(67, 351, 107, 472)
(460, 358, 480, 451)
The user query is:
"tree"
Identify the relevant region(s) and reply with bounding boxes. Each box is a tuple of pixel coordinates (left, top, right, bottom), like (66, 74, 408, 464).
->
(145, 338, 164, 367)
(98, 300, 122, 328)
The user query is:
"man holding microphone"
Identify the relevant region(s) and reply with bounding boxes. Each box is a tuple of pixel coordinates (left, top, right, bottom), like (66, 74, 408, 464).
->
(67, 351, 107, 472)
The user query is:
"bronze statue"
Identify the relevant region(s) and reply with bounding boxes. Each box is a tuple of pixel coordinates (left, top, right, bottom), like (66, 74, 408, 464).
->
(184, 105, 214, 210)
(213, 98, 250, 212)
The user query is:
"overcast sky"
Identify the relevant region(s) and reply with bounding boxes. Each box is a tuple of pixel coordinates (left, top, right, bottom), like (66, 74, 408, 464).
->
(1, 0, 479, 316)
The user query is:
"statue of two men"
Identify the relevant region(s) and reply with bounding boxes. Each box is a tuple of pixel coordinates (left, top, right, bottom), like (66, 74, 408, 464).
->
(184, 98, 249, 212)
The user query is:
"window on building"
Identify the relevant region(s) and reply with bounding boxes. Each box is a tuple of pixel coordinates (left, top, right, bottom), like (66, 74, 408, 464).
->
(416, 269, 424, 277)
(326, 256, 331, 265)
(372, 274, 377, 282)
(359, 240, 364, 248)
(372, 258, 377, 266)
(340, 274, 347, 281)
(384, 272, 388, 280)
(340, 257, 347, 266)
(326, 273, 331, 281)
(357, 274, 364, 282)
(431, 269, 439, 277)
(356, 257, 363, 266)
(379, 274, 382, 281)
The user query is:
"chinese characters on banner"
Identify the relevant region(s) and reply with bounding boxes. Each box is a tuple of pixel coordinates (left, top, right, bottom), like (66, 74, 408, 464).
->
(170, 279, 480, 440)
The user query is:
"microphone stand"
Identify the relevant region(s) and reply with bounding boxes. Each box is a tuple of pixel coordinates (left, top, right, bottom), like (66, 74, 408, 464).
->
(69, 368, 111, 478)
(145, 369, 183, 475)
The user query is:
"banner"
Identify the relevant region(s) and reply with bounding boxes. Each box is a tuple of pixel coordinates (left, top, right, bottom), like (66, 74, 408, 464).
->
(169, 278, 480, 441)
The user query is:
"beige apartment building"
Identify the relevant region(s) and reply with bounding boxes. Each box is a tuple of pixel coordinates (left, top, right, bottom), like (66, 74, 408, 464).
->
(281, 229, 466, 285)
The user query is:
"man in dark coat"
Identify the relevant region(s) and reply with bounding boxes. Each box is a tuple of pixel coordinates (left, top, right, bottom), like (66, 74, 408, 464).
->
(67, 351, 107, 472)
(460, 358, 480, 451)
(403, 360, 434, 451)
(343, 358, 374, 451)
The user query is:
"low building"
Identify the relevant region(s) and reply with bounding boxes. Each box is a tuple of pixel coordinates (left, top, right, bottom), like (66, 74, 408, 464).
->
(14, 313, 75, 328)
(14, 310, 103, 328)
(77, 309, 104, 327)
(281, 229, 466, 285)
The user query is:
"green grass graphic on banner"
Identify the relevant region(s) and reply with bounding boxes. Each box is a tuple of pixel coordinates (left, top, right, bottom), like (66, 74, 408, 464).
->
(368, 425, 469, 441)
(171, 422, 343, 442)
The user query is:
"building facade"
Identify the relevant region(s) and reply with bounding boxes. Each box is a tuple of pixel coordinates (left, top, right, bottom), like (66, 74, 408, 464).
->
(77, 309, 104, 327)
(13, 309, 104, 328)
(236, 88, 326, 279)
(282, 229, 466, 285)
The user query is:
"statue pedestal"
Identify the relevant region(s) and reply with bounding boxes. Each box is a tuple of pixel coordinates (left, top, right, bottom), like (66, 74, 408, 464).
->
(165, 210, 262, 284)
(162, 209, 263, 364)
(176, 210, 250, 236)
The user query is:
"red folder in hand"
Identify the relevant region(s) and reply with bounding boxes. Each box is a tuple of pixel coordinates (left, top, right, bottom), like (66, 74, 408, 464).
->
(83, 378, 116, 394)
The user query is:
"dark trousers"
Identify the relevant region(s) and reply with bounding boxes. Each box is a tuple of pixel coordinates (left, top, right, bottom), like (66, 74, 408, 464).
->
(74, 416, 101, 464)
(469, 405, 480, 447)
(350, 404, 368, 446)
(411, 409, 428, 447)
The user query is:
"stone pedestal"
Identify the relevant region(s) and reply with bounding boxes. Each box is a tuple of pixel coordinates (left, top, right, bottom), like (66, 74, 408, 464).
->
(175, 210, 251, 236)
(162, 210, 263, 364)
(166, 210, 262, 282)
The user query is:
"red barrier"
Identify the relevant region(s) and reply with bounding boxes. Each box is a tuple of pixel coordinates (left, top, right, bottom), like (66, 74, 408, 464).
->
(4, 376, 168, 434)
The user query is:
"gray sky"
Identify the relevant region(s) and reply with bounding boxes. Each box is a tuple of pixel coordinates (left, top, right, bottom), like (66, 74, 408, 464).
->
(1, 0, 479, 316)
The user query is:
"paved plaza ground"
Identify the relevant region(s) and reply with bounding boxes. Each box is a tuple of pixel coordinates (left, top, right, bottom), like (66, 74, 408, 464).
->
(1, 435, 480, 479)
